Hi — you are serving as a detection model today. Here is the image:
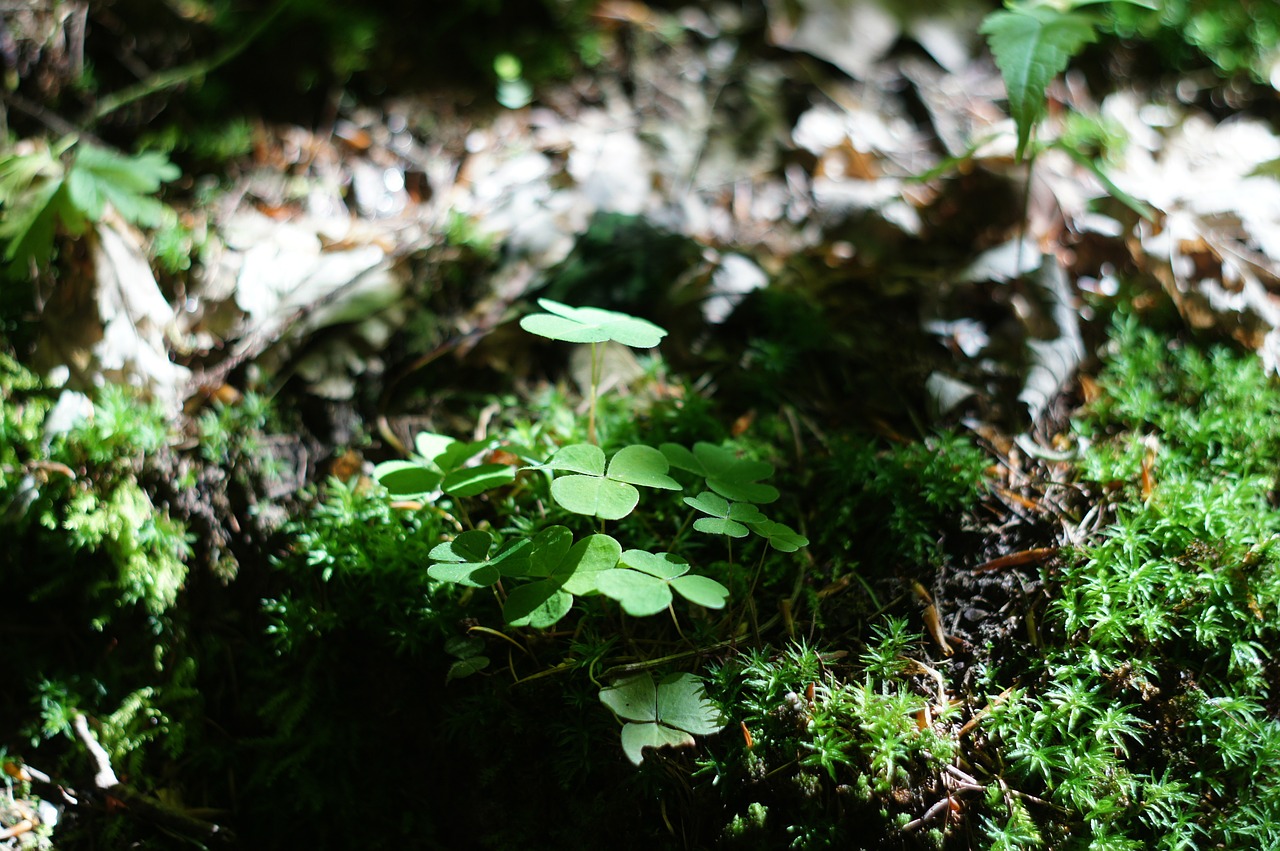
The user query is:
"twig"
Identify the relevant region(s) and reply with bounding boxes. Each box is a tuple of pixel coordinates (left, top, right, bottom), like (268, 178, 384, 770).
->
(71, 712, 118, 790)
(88, 0, 294, 125)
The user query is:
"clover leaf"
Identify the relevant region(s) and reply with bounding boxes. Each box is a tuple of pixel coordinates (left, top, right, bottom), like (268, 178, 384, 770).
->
(594, 549, 729, 616)
(376, 431, 517, 499)
(748, 519, 809, 553)
(502, 527, 622, 627)
(684, 491, 767, 538)
(519, 299, 668, 348)
(444, 634, 489, 683)
(547, 443, 681, 520)
(661, 442, 779, 504)
(600, 672, 724, 765)
(427, 530, 531, 587)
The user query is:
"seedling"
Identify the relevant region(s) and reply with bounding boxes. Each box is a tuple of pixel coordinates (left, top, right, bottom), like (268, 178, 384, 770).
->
(520, 298, 667, 443)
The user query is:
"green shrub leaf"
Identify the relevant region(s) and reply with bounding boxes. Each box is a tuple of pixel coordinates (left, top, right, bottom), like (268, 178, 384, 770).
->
(519, 298, 668, 348)
(980, 5, 1099, 160)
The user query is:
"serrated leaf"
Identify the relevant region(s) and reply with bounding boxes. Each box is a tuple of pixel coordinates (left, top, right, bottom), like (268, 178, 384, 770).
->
(551, 475, 640, 519)
(980, 6, 1099, 160)
(374, 459, 442, 497)
(520, 298, 668, 348)
(442, 463, 517, 497)
(670, 574, 729, 609)
(595, 569, 673, 616)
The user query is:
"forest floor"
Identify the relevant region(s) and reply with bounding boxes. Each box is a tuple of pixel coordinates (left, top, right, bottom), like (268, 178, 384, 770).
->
(5, 2, 1280, 849)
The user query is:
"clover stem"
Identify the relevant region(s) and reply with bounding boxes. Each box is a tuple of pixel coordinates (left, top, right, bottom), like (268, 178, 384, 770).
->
(587, 340, 602, 445)
(668, 603, 691, 646)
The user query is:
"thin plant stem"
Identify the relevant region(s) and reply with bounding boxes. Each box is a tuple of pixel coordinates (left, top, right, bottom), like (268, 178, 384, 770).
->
(587, 341, 601, 445)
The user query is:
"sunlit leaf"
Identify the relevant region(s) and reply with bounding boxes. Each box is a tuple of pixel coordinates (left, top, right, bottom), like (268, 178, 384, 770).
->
(980, 6, 1099, 160)
(670, 574, 729, 609)
(600, 672, 724, 765)
(551, 475, 640, 520)
(374, 459, 442, 497)
(442, 463, 517, 497)
(520, 298, 668, 348)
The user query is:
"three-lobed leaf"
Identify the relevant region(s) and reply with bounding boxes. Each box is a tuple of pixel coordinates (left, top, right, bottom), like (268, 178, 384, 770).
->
(685, 491, 767, 538)
(662, 442, 779, 504)
(520, 298, 668, 348)
(594, 549, 729, 615)
(547, 443, 680, 520)
(502, 528, 622, 627)
(428, 530, 531, 587)
(600, 672, 724, 765)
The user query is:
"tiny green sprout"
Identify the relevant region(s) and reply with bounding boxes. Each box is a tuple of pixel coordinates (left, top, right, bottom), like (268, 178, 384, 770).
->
(502, 526, 622, 628)
(684, 491, 767, 538)
(544, 443, 681, 520)
(594, 549, 730, 616)
(661, 442, 780, 504)
(599, 672, 724, 765)
(427, 529, 531, 587)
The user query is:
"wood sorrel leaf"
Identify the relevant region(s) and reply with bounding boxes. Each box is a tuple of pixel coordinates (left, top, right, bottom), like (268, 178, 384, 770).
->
(594, 569, 673, 616)
(559, 533, 623, 596)
(441, 463, 516, 497)
(374, 459, 442, 497)
(749, 520, 810, 553)
(427, 530, 530, 587)
(685, 491, 767, 537)
(600, 672, 723, 765)
(670, 574, 729, 609)
(547, 442, 606, 476)
(551, 475, 639, 520)
(661, 442, 779, 504)
(504, 582, 573, 628)
(606, 444, 681, 490)
(520, 298, 668, 348)
(619, 549, 689, 580)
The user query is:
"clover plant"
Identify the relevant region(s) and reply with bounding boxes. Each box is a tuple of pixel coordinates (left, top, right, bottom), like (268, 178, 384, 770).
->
(376, 301, 807, 763)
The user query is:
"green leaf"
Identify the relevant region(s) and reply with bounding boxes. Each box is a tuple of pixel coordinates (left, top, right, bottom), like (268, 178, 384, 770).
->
(547, 442, 606, 476)
(551, 475, 640, 520)
(504, 582, 573, 627)
(446, 656, 490, 682)
(595, 569, 673, 616)
(428, 531, 531, 587)
(980, 6, 1099, 160)
(442, 463, 517, 497)
(547, 444, 679, 519)
(662, 443, 779, 504)
(670, 574, 729, 609)
(520, 298, 668, 348)
(558, 533, 623, 596)
(374, 459, 442, 497)
(685, 491, 767, 537)
(525, 526, 574, 577)
(619, 549, 690, 580)
(600, 673, 724, 765)
(415, 431, 458, 464)
(444, 634, 486, 659)
(749, 520, 810, 553)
